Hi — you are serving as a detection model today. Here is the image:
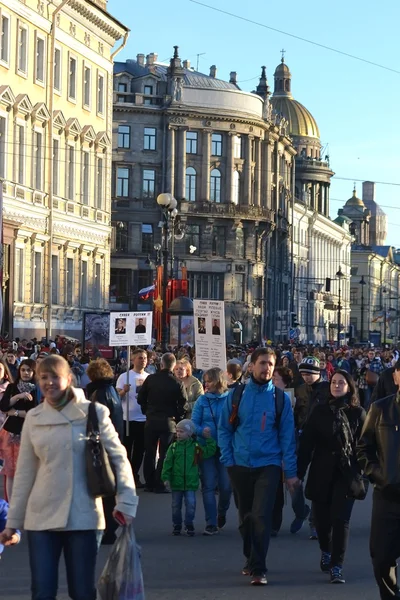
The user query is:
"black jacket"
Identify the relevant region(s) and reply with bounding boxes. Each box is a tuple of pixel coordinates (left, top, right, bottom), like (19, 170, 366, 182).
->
(294, 380, 330, 431)
(137, 369, 187, 425)
(298, 399, 366, 503)
(86, 378, 124, 440)
(289, 361, 303, 388)
(0, 382, 39, 435)
(370, 367, 397, 404)
(357, 394, 400, 500)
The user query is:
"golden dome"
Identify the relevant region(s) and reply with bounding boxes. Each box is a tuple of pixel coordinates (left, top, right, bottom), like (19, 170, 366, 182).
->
(345, 188, 365, 208)
(270, 96, 320, 138)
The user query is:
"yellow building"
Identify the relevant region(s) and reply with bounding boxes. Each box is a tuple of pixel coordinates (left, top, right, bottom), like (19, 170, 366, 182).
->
(0, 0, 128, 339)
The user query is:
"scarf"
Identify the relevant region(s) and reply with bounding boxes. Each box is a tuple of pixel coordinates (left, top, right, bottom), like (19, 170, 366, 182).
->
(47, 388, 74, 411)
(17, 380, 36, 395)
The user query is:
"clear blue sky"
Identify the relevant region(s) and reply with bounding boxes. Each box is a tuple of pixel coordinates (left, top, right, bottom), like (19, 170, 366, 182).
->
(109, 0, 400, 246)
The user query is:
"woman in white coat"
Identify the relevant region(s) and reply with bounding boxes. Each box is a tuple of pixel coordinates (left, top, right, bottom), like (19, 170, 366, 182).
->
(0, 355, 138, 600)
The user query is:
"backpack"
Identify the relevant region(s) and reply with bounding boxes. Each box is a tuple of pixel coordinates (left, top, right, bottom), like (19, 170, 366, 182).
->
(229, 384, 285, 431)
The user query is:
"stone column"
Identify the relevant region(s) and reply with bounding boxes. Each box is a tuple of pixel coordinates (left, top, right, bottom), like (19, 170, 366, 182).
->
(274, 145, 280, 212)
(201, 129, 211, 201)
(262, 139, 272, 208)
(166, 126, 176, 195)
(225, 132, 234, 203)
(243, 135, 253, 205)
(255, 138, 262, 206)
(176, 127, 186, 200)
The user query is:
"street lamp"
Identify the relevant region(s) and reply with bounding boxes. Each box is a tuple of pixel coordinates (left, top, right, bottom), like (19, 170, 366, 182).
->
(157, 193, 178, 351)
(359, 275, 367, 343)
(382, 287, 388, 346)
(336, 266, 345, 348)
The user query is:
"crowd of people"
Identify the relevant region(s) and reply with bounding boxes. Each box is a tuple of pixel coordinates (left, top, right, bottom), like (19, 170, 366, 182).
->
(0, 335, 399, 598)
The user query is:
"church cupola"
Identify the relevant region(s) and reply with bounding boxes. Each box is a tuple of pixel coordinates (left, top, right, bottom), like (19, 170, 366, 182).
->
(273, 53, 292, 98)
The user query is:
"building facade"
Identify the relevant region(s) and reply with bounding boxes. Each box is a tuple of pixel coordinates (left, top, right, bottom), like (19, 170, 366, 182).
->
(0, 0, 128, 339)
(111, 49, 296, 342)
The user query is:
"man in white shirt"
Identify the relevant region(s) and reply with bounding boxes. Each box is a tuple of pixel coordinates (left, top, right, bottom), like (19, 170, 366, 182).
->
(116, 348, 149, 488)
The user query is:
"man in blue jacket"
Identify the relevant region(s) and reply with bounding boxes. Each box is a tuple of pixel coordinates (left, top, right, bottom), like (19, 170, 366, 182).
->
(219, 347, 299, 586)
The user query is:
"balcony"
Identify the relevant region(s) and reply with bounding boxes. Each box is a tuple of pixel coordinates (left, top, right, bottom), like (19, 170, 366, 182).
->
(181, 201, 274, 223)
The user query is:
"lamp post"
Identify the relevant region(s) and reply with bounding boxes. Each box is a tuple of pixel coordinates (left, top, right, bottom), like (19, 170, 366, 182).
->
(157, 193, 178, 351)
(382, 287, 388, 346)
(359, 275, 366, 342)
(336, 266, 344, 348)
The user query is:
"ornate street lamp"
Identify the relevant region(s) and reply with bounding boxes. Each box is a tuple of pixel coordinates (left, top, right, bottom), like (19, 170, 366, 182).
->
(359, 275, 367, 342)
(157, 193, 178, 350)
(336, 266, 344, 348)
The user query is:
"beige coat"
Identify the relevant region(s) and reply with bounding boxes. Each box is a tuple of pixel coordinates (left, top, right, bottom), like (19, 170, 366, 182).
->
(6, 388, 138, 531)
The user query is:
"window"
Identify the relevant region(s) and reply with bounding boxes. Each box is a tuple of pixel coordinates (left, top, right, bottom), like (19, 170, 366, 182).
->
(117, 167, 129, 197)
(1, 14, 10, 64)
(67, 146, 75, 200)
(97, 72, 104, 114)
(82, 151, 90, 205)
(52, 255, 59, 305)
(16, 125, 24, 184)
(350, 288, 358, 306)
(66, 258, 74, 306)
(234, 274, 245, 302)
(210, 169, 221, 203)
(188, 273, 224, 300)
(68, 55, 77, 100)
(185, 167, 196, 201)
(15, 248, 24, 302)
(144, 85, 153, 95)
(142, 224, 153, 253)
(54, 47, 61, 91)
(94, 263, 101, 307)
(118, 125, 130, 149)
(185, 224, 200, 255)
(114, 223, 128, 252)
(211, 133, 222, 156)
(110, 268, 132, 303)
(35, 36, 45, 83)
(33, 131, 43, 190)
(0, 116, 5, 178)
(81, 261, 88, 307)
(212, 226, 226, 256)
(117, 82, 127, 103)
(96, 157, 104, 208)
(17, 24, 28, 74)
(83, 66, 91, 108)
(233, 170, 240, 205)
(234, 135, 242, 159)
(142, 169, 155, 199)
(186, 131, 198, 154)
(34, 252, 42, 303)
(144, 127, 156, 151)
(53, 139, 59, 195)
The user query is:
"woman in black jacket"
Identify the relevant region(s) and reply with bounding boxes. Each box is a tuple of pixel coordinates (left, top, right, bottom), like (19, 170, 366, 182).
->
(297, 369, 366, 584)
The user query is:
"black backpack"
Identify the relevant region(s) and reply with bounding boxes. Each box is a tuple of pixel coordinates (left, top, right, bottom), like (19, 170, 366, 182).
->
(229, 384, 285, 431)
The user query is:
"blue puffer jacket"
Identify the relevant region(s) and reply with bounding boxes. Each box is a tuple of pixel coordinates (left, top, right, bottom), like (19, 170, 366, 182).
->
(191, 390, 230, 445)
(218, 378, 297, 478)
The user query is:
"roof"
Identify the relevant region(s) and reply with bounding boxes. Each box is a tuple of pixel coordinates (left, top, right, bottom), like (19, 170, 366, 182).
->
(270, 96, 320, 138)
(371, 245, 392, 258)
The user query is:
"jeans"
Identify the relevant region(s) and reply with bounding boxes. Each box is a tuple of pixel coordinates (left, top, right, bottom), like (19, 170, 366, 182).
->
(143, 420, 174, 490)
(228, 464, 281, 574)
(200, 456, 232, 527)
(124, 420, 145, 481)
(27, 530, 98, 600)
(370, 488, 400, 599)
(272, 472, 308, 532)
(172, 490, 196, 528)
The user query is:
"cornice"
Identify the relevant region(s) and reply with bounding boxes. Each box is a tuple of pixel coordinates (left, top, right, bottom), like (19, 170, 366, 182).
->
(68, 0, 127, 40)
(53, 222, 109, 245)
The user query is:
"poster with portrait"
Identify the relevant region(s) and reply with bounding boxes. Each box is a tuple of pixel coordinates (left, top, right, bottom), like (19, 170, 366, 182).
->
(83, 312, 114, 359)
(193, 300, 226, 371)
(132, 311, 152, 346)
(108, 311, 153, 346)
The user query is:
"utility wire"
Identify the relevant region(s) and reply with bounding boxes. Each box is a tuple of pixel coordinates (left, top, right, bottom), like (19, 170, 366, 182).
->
(188, 0, 400, 75)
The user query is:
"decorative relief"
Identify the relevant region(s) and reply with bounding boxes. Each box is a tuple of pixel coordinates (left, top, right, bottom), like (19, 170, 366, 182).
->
(69, 22, 76, 37)
(56, 14, 61, 26)
(37, 1, 44, 15)
(203, 120, 212, 127)
(169, 116, 186, 125)
(230, 123, 236, 130)
(98, 42, 104, 55)
(84, 32, 91, 47)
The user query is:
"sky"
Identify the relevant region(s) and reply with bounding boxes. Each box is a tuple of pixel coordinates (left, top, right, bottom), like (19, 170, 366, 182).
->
(108, 0, 400, 246)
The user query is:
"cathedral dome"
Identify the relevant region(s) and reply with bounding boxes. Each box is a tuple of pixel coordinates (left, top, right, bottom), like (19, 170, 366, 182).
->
(345, 188, 365, 208)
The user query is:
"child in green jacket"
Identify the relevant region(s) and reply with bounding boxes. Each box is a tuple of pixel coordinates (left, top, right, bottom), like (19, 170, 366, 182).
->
(162, 419, 216, 536)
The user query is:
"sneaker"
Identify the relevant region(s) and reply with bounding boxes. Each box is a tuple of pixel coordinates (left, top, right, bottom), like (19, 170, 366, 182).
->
(320, 551, 331, 573)
(309, 527, 318, 540)
(251, 572, 268, 586)
(330, 566, 345, 584)
(172, 526, 181, 536)
(217, 514, 226, 530)
(290, 504, 311, 534)
(203, 525, 219, 536)
(242, 561, 251, 576)
(185, 524, 195, 537)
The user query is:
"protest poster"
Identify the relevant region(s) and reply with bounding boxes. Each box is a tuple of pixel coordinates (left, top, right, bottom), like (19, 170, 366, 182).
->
(83, 312, 114, 359)
(193, 300, 226, 371)
(109, 311, 153, 347)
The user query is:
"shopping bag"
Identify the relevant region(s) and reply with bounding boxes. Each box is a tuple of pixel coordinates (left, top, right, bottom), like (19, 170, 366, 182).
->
(98, 524, 145, 600)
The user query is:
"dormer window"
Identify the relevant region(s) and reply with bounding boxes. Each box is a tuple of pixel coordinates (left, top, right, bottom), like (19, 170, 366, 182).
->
(144, 84, 154, 105)
(117, 82, 128, 103)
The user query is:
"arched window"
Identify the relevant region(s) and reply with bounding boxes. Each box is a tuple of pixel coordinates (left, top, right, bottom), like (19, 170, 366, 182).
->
(210, 169, 221, 203)
(185, 167, 196, 201)
(233, 170, 240, 205)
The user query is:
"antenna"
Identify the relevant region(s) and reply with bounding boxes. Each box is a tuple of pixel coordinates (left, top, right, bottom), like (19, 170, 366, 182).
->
(196, 53, 206, 71)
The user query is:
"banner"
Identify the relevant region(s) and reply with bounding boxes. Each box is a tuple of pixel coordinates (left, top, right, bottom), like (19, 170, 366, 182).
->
(109, 311, 153, 347)
(193, 300, 226, 372)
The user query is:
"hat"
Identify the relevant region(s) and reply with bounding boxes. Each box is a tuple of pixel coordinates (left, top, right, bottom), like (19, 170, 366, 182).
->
(176, 419, 196, 436)
(299, 356, 321, 374)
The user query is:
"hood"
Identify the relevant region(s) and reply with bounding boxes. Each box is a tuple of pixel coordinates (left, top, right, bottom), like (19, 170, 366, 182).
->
(204, 391, 230, 400)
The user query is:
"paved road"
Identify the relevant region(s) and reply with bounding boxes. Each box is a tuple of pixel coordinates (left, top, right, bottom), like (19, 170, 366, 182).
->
(2, 487, 380, 600)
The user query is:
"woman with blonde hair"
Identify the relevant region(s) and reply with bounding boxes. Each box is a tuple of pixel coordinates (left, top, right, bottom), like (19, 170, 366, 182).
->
(174, 358, 204, 418)
(0, 354, 137, 599)
(192, 367, 231, 535)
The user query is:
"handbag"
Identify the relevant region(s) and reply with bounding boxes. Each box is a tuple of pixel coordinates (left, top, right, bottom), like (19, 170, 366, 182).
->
(86, 401, 116, 498)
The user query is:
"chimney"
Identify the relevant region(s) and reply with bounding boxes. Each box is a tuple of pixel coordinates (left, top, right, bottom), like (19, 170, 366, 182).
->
(137, 54, 145, 66)
(146, 53, 155, 66)
(229, 71, 237, 85)
(362, 181, 375, 203)
(183, 59, 191, 69)
(209, 65, 217, 78)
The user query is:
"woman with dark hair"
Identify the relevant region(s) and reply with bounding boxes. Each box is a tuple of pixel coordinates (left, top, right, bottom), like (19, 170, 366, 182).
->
(297, 370, 366, 584)
(0, 359, 38, 499)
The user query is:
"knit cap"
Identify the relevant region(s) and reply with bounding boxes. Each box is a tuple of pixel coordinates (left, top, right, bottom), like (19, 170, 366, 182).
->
(299, 356, 321, 374)
(176, 419, 196, 436)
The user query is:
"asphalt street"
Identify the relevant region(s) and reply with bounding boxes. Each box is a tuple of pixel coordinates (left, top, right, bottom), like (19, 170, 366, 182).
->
(2, 486, 380, 600)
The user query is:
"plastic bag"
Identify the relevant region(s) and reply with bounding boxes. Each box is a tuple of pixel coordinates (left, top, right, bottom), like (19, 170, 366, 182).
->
(98, 524, 145, 600)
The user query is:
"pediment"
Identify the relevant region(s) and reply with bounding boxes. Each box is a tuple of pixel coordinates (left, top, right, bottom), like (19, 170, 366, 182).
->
(80, 124, 96, 144)
(95, 130, 110, 149)
(14, 94, 33, 117)
(53, 110, 67, 131)
(65, 117, 82, 138)
(0, 85, 16, 108)
(31, 102, 50, 123)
